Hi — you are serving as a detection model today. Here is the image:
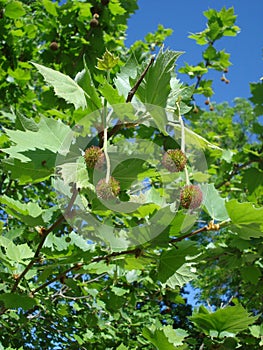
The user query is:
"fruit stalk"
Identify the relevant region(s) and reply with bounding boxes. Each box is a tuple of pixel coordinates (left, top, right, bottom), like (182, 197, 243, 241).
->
(176, 100, 190, 185)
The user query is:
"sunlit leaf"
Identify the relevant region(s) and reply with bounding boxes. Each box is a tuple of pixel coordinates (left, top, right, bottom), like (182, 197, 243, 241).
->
(32, 63, 87, 109)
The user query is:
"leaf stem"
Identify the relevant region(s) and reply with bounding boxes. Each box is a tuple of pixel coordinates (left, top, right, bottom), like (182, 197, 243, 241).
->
(176, 100, 190, 185)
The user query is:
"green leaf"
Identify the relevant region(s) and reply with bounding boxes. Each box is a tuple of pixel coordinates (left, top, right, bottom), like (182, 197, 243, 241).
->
(189, 305, 258, 337)
(240, 265, 261, 285)
(57, 159, 95, 191)
(114, 54, 138, 98)
(0, 195, 45, 226)
(5, 1, 26, 19)
(242, 168, 263, 193)
(42, 0, 58, 16)
(31, 62, 87, 109)
(173, 124, 221, 150)
(111, 286, 128, 296)
(158, 241, 199, 283)
(75, 61, 102, 111)
(116, 344, 128, 350)
(112, 157, 146, 190)
(98, 80, 125, 105)
(250, 81, 263, 116)
(135, 48, 182, 107)
(3, 117, 71, 162)
(201, 183, 229, 221)
(142, 325, 188, 350)
(165, 263, 197, 288)
(188, 32, 207, 45)
(108, 0, 126, 16)
(97, 50, 119, 71)
(250, 323, 263, 338)
(3, 150, 56, 184)
(6, 241, 34, 263)
(226, 200, 263, 239)
(15, 113, 39, 132)
(0, 293, 37, 309)
(202, 46, 217, 61)
(169, 211, 197, 235)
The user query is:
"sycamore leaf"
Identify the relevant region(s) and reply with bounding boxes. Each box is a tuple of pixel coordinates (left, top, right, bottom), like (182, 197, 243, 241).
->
(97, 50, 119, 71)
(226, 200, 263, 239)
(3, 117, 71, 162)
(158, 241, 199, 283)
(116, 344, 128, 350)
(114, 54, 138, 98)
(108, 0, 126, 16)
(189, 305, 258, 337)
(31, 62, 87, 109)
(135, 48, 182, 107)
(75, 60, 102, 111)
(5, 1, 26, 19)
(143, 325, 188, 350)
(0, 195, 45, 226)
(0, 293, 37, 309)
(164, 263, 197, 288)
(56, 158, 95, 191)
(201, 183, 229, 221)
(98, 80, 125, 105)
(15, 112, 39, 132)
(6, 241, 34, 263)
(173, 124, 221, 150)
(3, 150, 56, 184)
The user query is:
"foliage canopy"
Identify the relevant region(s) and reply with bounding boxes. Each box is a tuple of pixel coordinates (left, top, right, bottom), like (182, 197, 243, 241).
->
(0, 1, 263, 349)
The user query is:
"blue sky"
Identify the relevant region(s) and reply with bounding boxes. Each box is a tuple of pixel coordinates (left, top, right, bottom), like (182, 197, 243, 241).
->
(125, 0, 263, 104)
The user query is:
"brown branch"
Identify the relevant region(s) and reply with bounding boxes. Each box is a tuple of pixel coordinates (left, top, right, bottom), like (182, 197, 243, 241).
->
(0, 185, 79, 316)
(126, 55, 155, 103)
(31, 264, 81, 296)
(215, 160, 258, 189)
(169, 225, 208, 243)
(31, 248, 142, 296)
(92, 247, 142, 263)
(98, 56, 155, 147)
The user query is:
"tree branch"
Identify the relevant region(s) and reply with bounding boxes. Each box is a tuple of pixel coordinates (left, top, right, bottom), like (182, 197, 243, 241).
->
(98, 56, 155, 147)
(0, 185, 79, 317)
(126, 55, 155, 103)
(215, 159, 259, 189)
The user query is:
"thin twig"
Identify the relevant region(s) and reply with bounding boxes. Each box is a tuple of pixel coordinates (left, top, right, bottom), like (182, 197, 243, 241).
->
(0, 185, 79, 316)
(126, 56, 155, 103)
(98, 56, 155, 148)
(169, 225, 208, 243)
(215, 159, 259, 189)
(32, 264, 81, 295)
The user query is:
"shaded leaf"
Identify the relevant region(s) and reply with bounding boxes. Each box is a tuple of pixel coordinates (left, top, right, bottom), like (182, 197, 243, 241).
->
(226, 200, 263, 239)
(0, 195, 45, 226)
(0, 293, 37, 309)
(158, 241, 199, 283)
(190, 305, 258, 337)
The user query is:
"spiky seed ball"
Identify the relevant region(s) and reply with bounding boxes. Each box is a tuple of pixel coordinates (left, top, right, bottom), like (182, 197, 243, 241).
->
(96, 177, 120, 200)
(50, 41, 59, 51)
(84, 146, 104, 169)
(162, 149, 187, 172)
(180, 185, 203, 209)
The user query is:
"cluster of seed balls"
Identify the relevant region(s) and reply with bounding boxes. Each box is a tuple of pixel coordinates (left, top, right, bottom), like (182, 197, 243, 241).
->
(84, 146, 202, 209)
